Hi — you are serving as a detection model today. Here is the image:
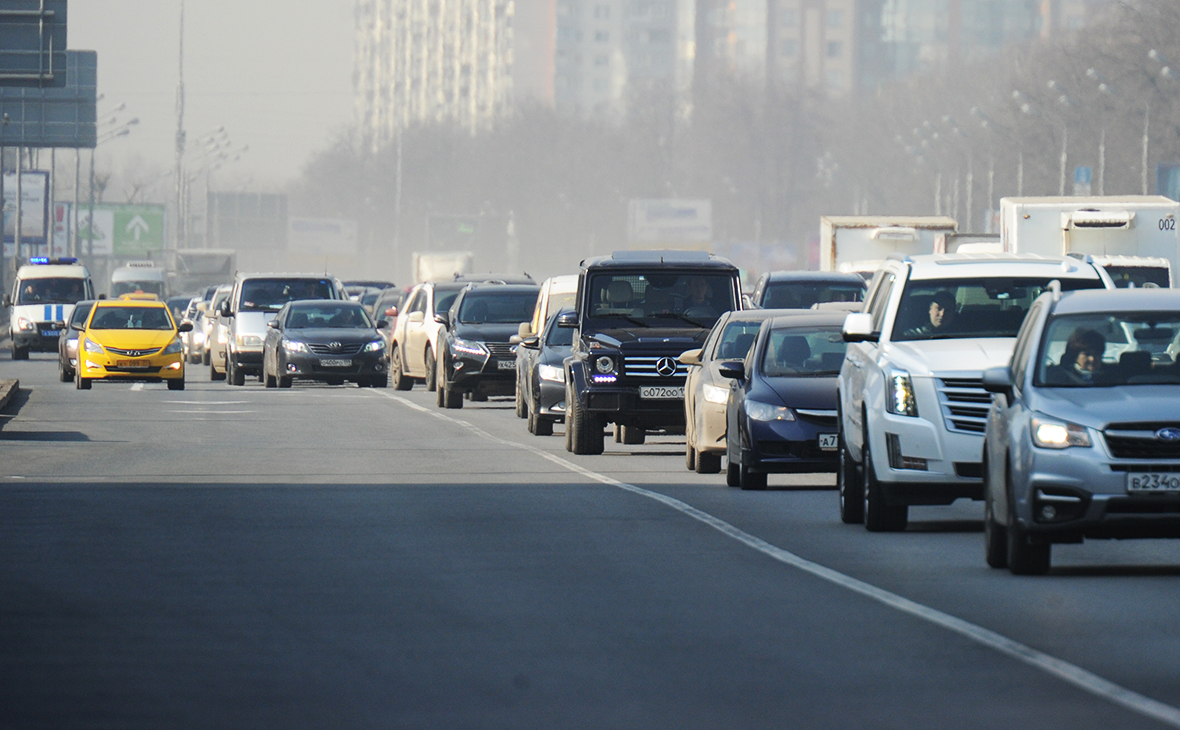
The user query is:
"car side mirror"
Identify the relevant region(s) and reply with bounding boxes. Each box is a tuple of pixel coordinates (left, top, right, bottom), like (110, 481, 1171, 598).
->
(70, 322, 84, 332)
(982, 366, 1014, 397)
(376, 319, 389, 329)
(842, 312, 878, 343)
(408, 311, 425, 324)
(717, 360, 745, 380)
(679, 348, 703, 366)
(2, 295, 10, 307)
(220, 302, 232, 318)
(267, 320, 280, 329)
(384, 307, 398, 318)
(509, 335, 522, 345)
(177, 321, 194, 333)
(433, 312, 449, 327)
(557, 312, 577, 328)
(521, 335, 540, 349)
(518, 322, 532, 339)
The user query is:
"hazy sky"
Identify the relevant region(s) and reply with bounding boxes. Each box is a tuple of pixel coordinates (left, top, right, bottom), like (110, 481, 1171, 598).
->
(71, 1, 355, 191)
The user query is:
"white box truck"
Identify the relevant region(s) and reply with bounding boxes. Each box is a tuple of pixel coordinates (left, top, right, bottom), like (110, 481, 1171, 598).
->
(411, 251, 474, 284)
(1000, 196, 1180, 287)
(820, 216, 958, 277)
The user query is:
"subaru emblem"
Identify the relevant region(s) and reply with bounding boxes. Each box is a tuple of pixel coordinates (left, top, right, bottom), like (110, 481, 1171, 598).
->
(1156, 428, 1180, 442)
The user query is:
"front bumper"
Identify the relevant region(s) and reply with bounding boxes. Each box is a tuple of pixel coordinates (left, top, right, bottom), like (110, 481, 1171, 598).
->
(80, 351, 185, 381)
(535, 376, 567, 422)
(281, 349, 387, 382)
(743, 416, 838, 474)
(450, 354, 517, 396)
(579, 383, 685, 429)
(230, 348, 264, 372)
(13, 324, 64, 352)
(694, 399, 728, 455)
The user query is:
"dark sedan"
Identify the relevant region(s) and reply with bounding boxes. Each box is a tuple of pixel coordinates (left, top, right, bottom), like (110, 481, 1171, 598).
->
(436, 283, 541, 409)
(721, 312, 849, 490)
(261, 300, 389, 388)
(517, 309, 574, 436)
(57, 300, 95, 382)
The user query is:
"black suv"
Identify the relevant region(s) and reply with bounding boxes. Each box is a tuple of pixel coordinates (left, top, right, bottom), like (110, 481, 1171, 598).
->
(435, 283, 541, 408)
(562, 251, 742, 454)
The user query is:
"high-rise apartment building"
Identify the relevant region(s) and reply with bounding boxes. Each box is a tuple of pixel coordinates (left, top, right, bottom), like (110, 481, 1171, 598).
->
(553, 0, 696, 116)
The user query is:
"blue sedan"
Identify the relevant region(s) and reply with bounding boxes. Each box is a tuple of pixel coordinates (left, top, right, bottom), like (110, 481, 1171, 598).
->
(721, 312, 849, 490)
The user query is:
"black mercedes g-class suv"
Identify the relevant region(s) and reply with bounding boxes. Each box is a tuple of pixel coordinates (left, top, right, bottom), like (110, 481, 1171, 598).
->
(561, 250, 742, 454)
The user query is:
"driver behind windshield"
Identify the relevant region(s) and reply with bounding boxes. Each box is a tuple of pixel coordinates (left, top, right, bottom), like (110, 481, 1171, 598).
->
(904, 290, 957, 338)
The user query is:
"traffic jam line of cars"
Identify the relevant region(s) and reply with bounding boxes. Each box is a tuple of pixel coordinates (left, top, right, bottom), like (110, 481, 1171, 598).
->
(12, 198, 1180, 575)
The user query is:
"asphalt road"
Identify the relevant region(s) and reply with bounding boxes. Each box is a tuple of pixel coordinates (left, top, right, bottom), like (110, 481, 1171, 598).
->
(2, 352, 1180, 729)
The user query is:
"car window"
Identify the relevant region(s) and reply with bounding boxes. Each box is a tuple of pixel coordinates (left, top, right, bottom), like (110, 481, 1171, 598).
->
(434, 290, 459, 315)
(457, 291, 538, 324)
(1036, 311, 1180, 387)
(238, 278, 335, 312)
(867, 272, 895, 333)
(1102, 266, 1170, 289)
(585, 272, 738, 326)
(70, 303, 94, 325)
(892, 277, 1103, 342)
(761, 326, 848, 377)
(1010, 301, 1043, 388)
(545, 319, 575, 347)
(760, 281, 865, 309)
(89, 306, 174, 330)
(286, 304, 373, 329)
(711, 319, 763, 360)
(18, 277, 87, 304)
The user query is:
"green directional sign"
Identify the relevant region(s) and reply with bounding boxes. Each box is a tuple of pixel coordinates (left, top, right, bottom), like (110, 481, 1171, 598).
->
(110, 205, 165, 256)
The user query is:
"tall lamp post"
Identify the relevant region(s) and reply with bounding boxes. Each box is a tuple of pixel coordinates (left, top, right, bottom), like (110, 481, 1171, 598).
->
(1084, 69, 1115, 196)
(86, 119, 138, 268)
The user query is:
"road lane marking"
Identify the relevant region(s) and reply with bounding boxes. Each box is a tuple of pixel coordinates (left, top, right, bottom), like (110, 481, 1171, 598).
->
(167, 410, 256, 415)
(129, 383, 144, 391)
(375, 390, 1180, 728)
(163, 400, 252, 405)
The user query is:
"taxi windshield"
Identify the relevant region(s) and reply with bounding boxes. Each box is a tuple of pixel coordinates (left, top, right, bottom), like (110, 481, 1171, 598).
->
(89, 306, 174, 330)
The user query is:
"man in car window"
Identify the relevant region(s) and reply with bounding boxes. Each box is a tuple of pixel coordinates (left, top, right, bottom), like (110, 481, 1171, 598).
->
(1045, 328, 1105, 385)
(683, 276, 720, 318)
(904, 290, 957, 338)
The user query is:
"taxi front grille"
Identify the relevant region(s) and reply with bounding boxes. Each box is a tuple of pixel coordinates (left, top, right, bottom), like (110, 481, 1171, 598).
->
(105, 346, 161, 357)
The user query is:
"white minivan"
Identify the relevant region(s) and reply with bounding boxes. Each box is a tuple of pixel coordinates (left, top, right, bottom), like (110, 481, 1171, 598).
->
(5, 257, 94, 360)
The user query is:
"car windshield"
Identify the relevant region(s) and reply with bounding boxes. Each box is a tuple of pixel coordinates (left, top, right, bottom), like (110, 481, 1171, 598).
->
(286, 304, 373, 329)
(761, 326, 848, 377)
(18, 277, 87, 304)
(89, 306, 174, 330)
(458, 291, 538, 324)
(1035, 312, 1180, 387)
(713, 320, 764, 360)
(239, 278, 335, 312)
(761, 282, 864, 309)
(434, 290, 460, 315)
(1102, 266, 1170, 289)
(70, 303, 94, 326)
(546, 318, 575, 347)
(892, 276, 1103, 342)
(586, 272, 738, 326)
(111, 280, 165, 298)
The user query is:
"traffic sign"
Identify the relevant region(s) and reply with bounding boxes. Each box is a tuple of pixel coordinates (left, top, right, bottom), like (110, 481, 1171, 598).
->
(77, 204, 165, 257)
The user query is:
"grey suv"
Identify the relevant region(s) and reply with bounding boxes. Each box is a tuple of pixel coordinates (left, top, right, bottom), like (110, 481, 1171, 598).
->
(982, 288, 1180, 574)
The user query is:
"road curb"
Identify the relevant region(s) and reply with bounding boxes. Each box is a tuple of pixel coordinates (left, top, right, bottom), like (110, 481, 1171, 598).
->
(0, 379, 19, 412)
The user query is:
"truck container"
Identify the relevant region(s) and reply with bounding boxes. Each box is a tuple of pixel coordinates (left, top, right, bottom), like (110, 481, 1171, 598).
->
(1000, 196, 1180, 287)
(412, 251, 474, 284)
(820, 216, 957, 277)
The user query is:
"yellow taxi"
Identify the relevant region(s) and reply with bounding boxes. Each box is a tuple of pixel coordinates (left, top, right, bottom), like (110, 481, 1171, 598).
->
(75, 297, 192, 390)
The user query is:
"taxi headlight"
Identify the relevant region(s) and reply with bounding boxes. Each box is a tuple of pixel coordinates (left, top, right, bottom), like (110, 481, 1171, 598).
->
(16, 316, 35, 332)
(702, 383, 729, 404)
(746, 400, 795, 422)
(1031, 417, 1092, 449)
(83, 339, 104, 354)
(538, 363, 565, 383)
(162, 340, 184, 355)
(236, 334, 262, 347)
(364, 340, 385, 353)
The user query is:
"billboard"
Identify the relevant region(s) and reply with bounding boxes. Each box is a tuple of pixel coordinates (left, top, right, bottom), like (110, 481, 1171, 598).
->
(1, 170, 50, 245)
(628, 199, 712, 244)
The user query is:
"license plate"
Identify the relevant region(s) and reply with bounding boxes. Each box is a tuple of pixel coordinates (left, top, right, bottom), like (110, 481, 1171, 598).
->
(639, 386, 684, 400)
(320, 359, 352, 368)
(818, 433, 839, 451)
(117, 360, 144, 368)
(1126, 472, 1180, 493)
(42, 330, 60, 337)
(497, 359, 517, 370)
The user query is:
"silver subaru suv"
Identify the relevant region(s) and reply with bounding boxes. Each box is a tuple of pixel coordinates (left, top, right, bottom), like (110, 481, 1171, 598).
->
(982, 287, 1180, 574)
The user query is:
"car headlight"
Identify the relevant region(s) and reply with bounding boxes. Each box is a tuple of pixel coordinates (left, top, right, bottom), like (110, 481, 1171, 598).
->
(16, 316, 35, 331)
(745, 399, 795, 422)
(236, 334, 262, 347)
(192, 331, 206, 344)
(703, 383, 729, 404)
(83, 338, 104, 354)
(452, 337, 487, 357)
(1031, 417, 1092, 449)
(595, 355, 616, 374)
(364, 340, 385, 353)
(538, 363, 565, 383)
(885, 370, 918, 417)
(283, 339, 308, 353)
(162, 340, 184, 355)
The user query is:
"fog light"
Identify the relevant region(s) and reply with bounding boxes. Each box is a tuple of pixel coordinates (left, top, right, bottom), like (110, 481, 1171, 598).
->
(287, 363, 297, 372)
(86, 360, 101, 369)
(1039, 505, 1057, 521)
(165, 361, 182, 370)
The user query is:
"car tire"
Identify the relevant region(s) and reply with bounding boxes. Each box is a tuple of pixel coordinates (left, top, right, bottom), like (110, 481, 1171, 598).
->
(12, 344, 28, 360)
(838, 431, 865, 524)
(278, 375, 292, 388)
(515, 381, 528, 418)
(211, 360, 225, 381)
(863, 432, 907, 532)
(534, 415, 553, 437)
(436, 368, 447, 407)
(982, 448, 1009, 569)
(265, 368, 277, 388)
(567, 384, 604, 455)
(696, 450, 722, 474)
(425, 348, 437, 391)
(59, 364, 72, 382)
(738, 457, 767, 490)
(202, 349, 210, 366)
(685, 444, 696, 471)
(391, 347, 413, 391)
(229, 359, 245, 386)
(371, 374, 388, 388)
(75, 369, 91, 390)
(471, 392, 488, 402)
(167, 377, 185, 391)
(443, 385, 463, 409)
(1007, 519, 1051, 575)
(619, 425, 645, 445)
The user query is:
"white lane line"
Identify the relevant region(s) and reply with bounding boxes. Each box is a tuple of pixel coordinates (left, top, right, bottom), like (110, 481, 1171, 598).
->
(163, 400, 252, 405)
(129, 383, 144, 392)
(375, 390, 1180, 728)
(167, 410, 256, 415)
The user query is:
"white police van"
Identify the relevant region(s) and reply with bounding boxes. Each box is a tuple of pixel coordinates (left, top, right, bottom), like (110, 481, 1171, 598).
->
(4, 257, 95, 360)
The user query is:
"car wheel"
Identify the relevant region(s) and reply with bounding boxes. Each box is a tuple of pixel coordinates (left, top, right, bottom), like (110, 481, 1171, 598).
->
(75, 369, 91, 390)
(436, 367, 447, 407)
(619, 425, 645, 445)
(984, 495, 1008, 569)
(863, 430, 907, 532)
(278, 375, 292, 388)
(167, 377, 185, 391)
(12, 344, 28, 360)
(443, 385, 463, 409)
(202, 349, 210, 366)
(1007, 519, 1051, 575)
(725, 459, 741, 487)
(566, 383, 604, 455)
(696, 450, 722, 474)
(533, 415, 553, 437)
(265, 367, 277, 388)
(515, 381, 528, 419)
(685, 444, 696, 471)
(371, 373, 388, 388)
(425, 348, 437, 391)
(738, 453, 767, 490)
(391, 347, 413, 391)
(229, 359, 245, 386)
(59, 363, 72, 382)
(838, 430, 865, 524)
